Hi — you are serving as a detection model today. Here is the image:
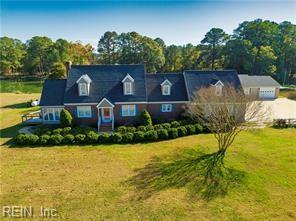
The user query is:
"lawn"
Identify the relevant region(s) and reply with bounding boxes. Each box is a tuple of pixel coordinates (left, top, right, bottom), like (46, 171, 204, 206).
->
(1, 93, 296, 220)
(0, 79, 43, 93)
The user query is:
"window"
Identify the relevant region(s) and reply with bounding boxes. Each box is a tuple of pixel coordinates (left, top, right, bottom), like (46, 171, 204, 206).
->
(79, 83, 88, 96)
(244, 88, 250, 95)
(77, 106, 92, 118)
(121, 105, 136, 116)
(43, 108, 62, 121)
(161, 104, 172, 112)
(162, 85, 171, 95)
(215, 85, 223, 96)
(124, 82, 133, 95)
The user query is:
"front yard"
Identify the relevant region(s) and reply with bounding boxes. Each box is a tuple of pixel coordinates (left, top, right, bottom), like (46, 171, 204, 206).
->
(1, 93, 296, 220)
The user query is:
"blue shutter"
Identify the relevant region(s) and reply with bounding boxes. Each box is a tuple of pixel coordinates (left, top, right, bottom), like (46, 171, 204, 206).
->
(135, 105, 137, 116)
(160, 104, 163, 112)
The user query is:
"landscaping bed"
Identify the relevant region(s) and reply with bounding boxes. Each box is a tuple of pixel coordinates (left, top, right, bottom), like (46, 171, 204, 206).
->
(13, 121, 206, 146)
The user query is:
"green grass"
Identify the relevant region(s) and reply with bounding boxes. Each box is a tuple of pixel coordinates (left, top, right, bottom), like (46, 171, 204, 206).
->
(0, 79, 43, 93)
(1, 94, 296, 220)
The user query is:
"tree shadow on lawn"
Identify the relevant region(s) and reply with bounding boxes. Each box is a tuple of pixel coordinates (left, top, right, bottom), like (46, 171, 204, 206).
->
(128, 149, 246, 201)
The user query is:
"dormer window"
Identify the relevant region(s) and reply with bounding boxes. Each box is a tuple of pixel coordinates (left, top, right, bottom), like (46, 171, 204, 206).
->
(76, 74, 92, 96)
(161, 79, 172, 96)
(79, 83, 87, 96)
(122, 74, 134, 95)
(215, 85, 223, 96)
(211, 79, 224, 96)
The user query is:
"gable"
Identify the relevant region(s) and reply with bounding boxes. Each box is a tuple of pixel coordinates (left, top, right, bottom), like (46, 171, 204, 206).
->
(97, 98, 114, 108)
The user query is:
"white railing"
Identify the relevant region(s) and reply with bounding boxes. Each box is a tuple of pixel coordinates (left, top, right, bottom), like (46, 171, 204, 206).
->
(98, 117, 101, 132)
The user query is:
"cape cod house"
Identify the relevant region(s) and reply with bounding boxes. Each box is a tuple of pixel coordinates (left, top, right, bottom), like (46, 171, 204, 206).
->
(39, 64, 280, 131)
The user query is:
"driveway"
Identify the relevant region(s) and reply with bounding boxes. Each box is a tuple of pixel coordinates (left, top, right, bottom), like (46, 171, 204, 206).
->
(262, 98, 296, 121)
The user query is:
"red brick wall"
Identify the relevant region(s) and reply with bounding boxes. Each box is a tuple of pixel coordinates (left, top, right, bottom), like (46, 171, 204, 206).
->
(114, 104, 147, 126)
(65, 105, 98, 127)
(146, 103, 186, 122)
(65, 102, 187, 127)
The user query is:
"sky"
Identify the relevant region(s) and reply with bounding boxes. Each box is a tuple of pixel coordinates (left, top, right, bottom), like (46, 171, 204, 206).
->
(1, 0, 296, 47)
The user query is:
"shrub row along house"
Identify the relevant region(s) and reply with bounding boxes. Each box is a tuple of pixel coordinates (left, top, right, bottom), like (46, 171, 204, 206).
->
(39, 64, 280, 131)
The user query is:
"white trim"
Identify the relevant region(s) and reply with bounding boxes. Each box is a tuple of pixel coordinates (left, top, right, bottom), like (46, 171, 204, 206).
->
(97, 98, 115, 108)
(212, 80, 224, 86)
(64, 103, 98, 105)
(161, 104, 172, 112)
(149, 101, 189, 104)
(121, 104, 136, 117)
(114, 101, 189, 104)
(121, 74, 134, 83)
(77, 106, 92, 118)
(40, 106, 64, 108)
(76, 74, 92, 84)
(160, 79, 172, 86)
(162, 84, 171, 95)
(79, 83, 88, 96)
(115, 101, 147, 104)
(124, 82, 133, 95)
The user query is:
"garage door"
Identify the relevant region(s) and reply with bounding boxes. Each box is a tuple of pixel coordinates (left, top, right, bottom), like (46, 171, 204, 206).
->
(259, 87, 276, 99)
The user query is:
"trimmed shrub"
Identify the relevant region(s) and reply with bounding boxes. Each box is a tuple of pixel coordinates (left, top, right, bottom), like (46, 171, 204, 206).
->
(185, 125, 196, 135)
(63, 134, 75, 144)
(44, 130, 52, 136)
(86, 131, 99, 144)
(109, 133, 122, 143)
(137, 125, 147, 132)
(49, 134, 64, 145)
(134, 131, 145, 143)
(168, 128, 178, 139)
(161, 123, 171, 129)
(139, 109, 152, 126)
(115, 126, 127, 134)
(75, 134, 86, 144)
(153, 124, 163, 130)
(171, 121, 180, 128)
(122, 132, 134, 143)
(144, 130, 158, 142)
(145, 125, 154, 131)
(177, 126, 187, 137)
(14, 134, 39, 145)
(98, 133, 110, 144)
(71, 126, 84, 135)
(157, 129, 169, 140)
(194, 124, 203, 134)
(60, 109, 73, 127)
(61, 127, 72, 136)
(39, 134, 50, 145)
(126, 126, 137, 133)
(52, 128, 63, 135)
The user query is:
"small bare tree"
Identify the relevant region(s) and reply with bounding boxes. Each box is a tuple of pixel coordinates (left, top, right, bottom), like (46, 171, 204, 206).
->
(187, 84, 267, 160)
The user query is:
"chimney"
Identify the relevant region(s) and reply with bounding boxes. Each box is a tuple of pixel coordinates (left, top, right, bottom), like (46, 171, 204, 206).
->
(65, 61, 72, 76)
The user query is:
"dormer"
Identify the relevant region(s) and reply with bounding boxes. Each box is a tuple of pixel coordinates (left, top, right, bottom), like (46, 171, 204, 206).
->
(210, 79, 224, 96)
(161, 79, 172, 96)
(122, 74, 134, 95)
(76, 74, 92, 96)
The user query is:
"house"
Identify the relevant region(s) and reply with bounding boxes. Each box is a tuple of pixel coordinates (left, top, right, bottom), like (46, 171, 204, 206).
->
(39, 64, 280, 131)
(238, 75, 281, 99)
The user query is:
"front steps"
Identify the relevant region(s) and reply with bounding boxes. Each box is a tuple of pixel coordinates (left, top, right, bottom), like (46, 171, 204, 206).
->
(99, 123, 113, 133)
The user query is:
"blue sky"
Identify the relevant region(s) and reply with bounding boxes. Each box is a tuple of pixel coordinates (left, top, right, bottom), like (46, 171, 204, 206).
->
(1, 0, 295, 47)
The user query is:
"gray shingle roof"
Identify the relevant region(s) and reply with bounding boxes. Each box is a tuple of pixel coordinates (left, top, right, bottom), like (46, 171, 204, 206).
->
(184, 70, 242, 100)
(63, 64, 147, 104)
(39, 79, 66, 106)
(238, 75, 281, 88)
(146, 73, 188, 102)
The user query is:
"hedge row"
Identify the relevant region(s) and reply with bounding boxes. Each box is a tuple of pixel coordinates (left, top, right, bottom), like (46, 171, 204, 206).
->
(14, 124, 204, 146)
(115, 120, 204, 134)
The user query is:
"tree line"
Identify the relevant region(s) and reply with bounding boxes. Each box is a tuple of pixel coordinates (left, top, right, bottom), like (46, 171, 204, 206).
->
(1, 19, 295, 84)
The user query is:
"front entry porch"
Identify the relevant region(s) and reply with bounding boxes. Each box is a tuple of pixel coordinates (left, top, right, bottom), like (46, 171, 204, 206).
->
(97, 98, 114, 132)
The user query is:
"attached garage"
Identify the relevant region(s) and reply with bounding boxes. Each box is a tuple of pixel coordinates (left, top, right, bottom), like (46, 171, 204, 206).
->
(238, 75, 281, 100)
